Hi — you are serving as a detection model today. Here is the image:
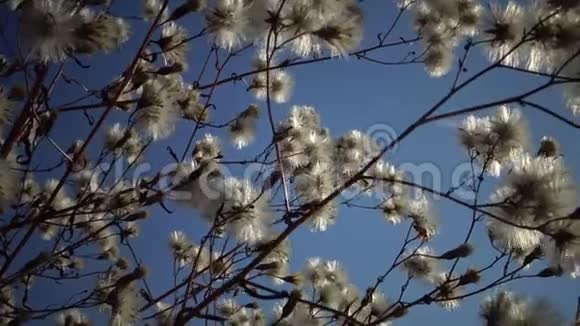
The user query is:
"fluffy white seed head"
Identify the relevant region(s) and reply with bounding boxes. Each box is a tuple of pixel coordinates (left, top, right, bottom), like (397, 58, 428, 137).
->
(205, 0, 259, 50)
(135, 76, 181, 140)
(401, 247, 440, 282)
(480, 290, 563, 326)
(159, 22, 189, 71)
(483, 1, 525, 67)
(230, 105, 259, 149)
(252, 70, 294, 104)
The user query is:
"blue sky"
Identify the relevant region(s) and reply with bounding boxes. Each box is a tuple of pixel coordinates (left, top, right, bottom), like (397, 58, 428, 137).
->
(1, 0, 580, 324)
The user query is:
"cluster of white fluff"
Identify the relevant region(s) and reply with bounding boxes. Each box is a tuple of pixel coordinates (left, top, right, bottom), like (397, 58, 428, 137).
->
(169, 230, 200, 268)
(401, 246, 440, 282)
(13, 0, 129, 62)
(191, 259, 390, 325)
(205, 0, 262, 51)
(0, 166, 114, 272)
(255, 235, 292, 283)
(2, 0, 580, 324)
(104, 123, 143, 164)
(230, 104, 259, 149)
(480, 290, 564, 326)
(21, 166, 148, 262)
(482, 1, 580, 74)
(54, 308, 89, 326)
(221, 177, 274, 244)
(270, 0, 364, 57)
(205, 0, 363, 56)
(172, 158, 273, 245)
(159, 22, 190, 72)
(216, 298, 266, 325)
(116, 73, 205, 143)
(167, 230, 231, 276)
(251, 68, 294, 104)
(561, 58, 580, 115)
(482, 1, 526, 68)
(134, 75, 183, 141)
(94, 266, 147, 326)
(406, 0, 580, 115)
(370, 164, 439, 240)
(401, 246, 470, 310)
(543, 218, 580, 279)
(271, 301, 321, 326)
(482, 1, 580, 115)
(459, 105, 529, 176)
(410, 0, 482, 76)
(406, 191, 440, 239)
(275, 105, 439, 236)
(299, 257, 396, 324)
(336, 130, 380, 180)
(278, 105, 338, 231)
(487, 149, 578, 277)
(249, 50, 294, 104)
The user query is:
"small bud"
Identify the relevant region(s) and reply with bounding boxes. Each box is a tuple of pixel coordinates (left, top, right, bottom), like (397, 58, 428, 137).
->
(537, 136, 559, 157)
(360, 287, 373, 307)
(22, 251, 51, 274)
(537, 266, 563, 278)
(240, 104, 259, 119)
(550, 229, 576, 248)
(280, 290, 301, 320)
(135, 266, 148, 278)
(282, 273, 304, 287)
(458, 268, 480, 285)
(256, 261, 280, 272)
(440, 244, 473, 260)
(66, 140, 88, 172)
(168, 0, 206, 21)
(125, 210, 149, 221)
(522, 246, 543, 267)
(210, 259, 229, 276)
(569, 206, 580, 219)
(70, 257, 84, 270)
(36, 110, 58, 137)
(156, 63, 185, 75)
(438, 281, 454, 298)
(99, 246, 119, 260)
(244, 302, 259, 309)
(390, 305, 408, 319)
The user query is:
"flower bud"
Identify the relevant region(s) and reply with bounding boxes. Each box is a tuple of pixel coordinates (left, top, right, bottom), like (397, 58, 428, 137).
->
(537, 136, 559, 157)
(458, 268, 481, 285)
(169, 0, 206, 21)
(125, 210, 149, 221)
(280, 290, 301, 320)
(390, 305, 408, 318)
(537, 266, 563, 278)
(116, 257, 129, 270)
(256, 261, 280, 272)
(282, 273, 304, 287)
(440, 244, 473, 260)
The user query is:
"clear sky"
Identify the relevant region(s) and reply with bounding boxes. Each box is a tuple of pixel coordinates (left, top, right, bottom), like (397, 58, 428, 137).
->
(1, 0, 579, 325)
